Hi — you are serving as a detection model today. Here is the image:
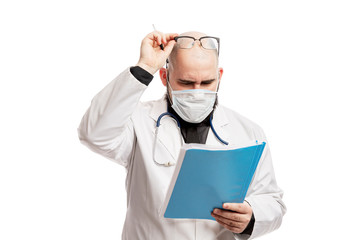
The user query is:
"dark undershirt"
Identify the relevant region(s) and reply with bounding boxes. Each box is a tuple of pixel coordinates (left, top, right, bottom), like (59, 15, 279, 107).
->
(130, 66, 255, 235)
(166, 97, 212, 144)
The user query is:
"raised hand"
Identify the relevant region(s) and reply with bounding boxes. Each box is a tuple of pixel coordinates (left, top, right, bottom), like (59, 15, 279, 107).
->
(136, 31, 178, 75)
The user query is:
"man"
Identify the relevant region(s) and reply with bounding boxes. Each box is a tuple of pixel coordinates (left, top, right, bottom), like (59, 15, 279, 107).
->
(78, 30, 286, 240)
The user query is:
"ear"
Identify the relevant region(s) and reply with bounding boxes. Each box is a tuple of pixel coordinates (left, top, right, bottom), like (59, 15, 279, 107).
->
(218, 67, 224, 83)
(159, 68, 167, 86)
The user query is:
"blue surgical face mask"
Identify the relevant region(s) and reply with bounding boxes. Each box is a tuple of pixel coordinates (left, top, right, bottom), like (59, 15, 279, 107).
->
(168, 79, 219, 123)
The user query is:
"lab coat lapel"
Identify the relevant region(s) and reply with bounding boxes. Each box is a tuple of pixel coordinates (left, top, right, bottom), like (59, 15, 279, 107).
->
(149, 95, 182, 162)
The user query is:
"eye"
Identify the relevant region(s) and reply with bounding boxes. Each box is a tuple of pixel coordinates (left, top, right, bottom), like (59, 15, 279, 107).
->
(201, 81, 213, 85)
(181, 82, 193, 85)
(178, 80, 194, 86)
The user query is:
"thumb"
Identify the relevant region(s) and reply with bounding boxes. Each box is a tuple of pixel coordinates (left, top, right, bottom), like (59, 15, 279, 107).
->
(163, 40, 176, 56)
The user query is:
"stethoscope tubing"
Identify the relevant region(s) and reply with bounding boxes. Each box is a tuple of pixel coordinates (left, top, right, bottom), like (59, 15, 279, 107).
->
(156, 112, 229, 145)
(209, 115, 229, 145)
(153, 112, 229, 167)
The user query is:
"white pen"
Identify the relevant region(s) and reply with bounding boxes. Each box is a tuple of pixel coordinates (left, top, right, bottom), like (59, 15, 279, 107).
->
(152, 24, 164, 50)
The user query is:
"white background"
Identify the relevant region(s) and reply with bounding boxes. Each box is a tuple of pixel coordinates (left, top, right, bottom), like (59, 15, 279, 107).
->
(1, 0, 359, 239)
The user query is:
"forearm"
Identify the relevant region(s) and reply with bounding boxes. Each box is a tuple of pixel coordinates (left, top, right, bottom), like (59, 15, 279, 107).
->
(244, 148, 286, 238)
(78, 67, 148, 152)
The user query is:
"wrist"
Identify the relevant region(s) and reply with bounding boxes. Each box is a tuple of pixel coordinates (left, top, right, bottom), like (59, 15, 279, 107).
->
(135, 61, 157, 75)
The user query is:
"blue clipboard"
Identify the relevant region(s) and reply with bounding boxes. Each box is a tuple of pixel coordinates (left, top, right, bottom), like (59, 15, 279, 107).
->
(161, 142, 266, 220)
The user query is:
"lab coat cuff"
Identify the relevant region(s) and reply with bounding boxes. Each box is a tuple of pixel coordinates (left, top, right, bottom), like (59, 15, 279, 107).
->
(232, 208, 255, 240)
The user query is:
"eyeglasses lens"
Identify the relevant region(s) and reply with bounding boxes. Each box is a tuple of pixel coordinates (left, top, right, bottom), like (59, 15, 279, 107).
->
(176, 37, 194, 49)
(200, 38, 218, 50)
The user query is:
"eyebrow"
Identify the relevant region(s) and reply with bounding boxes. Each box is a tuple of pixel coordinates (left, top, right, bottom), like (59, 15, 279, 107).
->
(177, 79, 216, 84)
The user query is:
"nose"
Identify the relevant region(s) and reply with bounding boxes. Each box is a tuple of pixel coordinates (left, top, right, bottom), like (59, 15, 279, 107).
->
(193, 83, 202, 89)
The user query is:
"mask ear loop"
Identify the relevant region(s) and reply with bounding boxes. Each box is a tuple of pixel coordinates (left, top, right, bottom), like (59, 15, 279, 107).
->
(214, 55, 221, 93)
(165, 59, 174, 106)
(165, 60, 184, 148)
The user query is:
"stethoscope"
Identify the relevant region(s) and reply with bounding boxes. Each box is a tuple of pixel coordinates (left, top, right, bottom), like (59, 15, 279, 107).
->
(153, 111, 229, 167)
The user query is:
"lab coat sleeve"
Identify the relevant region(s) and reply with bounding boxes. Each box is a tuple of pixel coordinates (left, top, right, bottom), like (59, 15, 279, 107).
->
(234, 128, 287, 240)
(78, 67, 148, 168)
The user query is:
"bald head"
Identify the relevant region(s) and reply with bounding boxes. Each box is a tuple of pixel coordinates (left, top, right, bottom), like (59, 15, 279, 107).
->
(168, 31, 219, 70)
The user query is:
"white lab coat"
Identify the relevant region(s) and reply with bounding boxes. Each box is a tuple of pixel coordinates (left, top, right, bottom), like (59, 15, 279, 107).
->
(78, 67, 286, 240)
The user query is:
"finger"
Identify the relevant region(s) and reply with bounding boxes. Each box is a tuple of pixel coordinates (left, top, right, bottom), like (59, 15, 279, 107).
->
(153, 31, 168, 45)
(150, 32, 162, 46)
(156, 32, 166, 45)
(146, 31, 160, 42)
(212, 214, 243, 234)
(156, 32, 178, 43)
(212, 208, 245, 223)
(212, 211, 241, 225)
(163, 40, 176, 54)
(165, 33, 179, 41)
(223, 202, 250, 214)
(162, 33, 178, 53)
(156, 34, 163, 46)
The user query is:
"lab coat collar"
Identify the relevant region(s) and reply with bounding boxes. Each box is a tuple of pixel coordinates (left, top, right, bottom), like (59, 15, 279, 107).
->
(149, 95, 168, 123)
(149, 94, 231, 162)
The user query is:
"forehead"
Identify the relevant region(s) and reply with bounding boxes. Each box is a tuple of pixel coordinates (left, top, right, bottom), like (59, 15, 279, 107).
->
(175, 53, 217, 70)
(171, 60, 217, 83)
(173, 47, 217, 68)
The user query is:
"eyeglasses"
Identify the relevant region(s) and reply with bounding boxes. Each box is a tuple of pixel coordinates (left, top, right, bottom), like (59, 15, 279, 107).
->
(174, 36, 220, 55)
